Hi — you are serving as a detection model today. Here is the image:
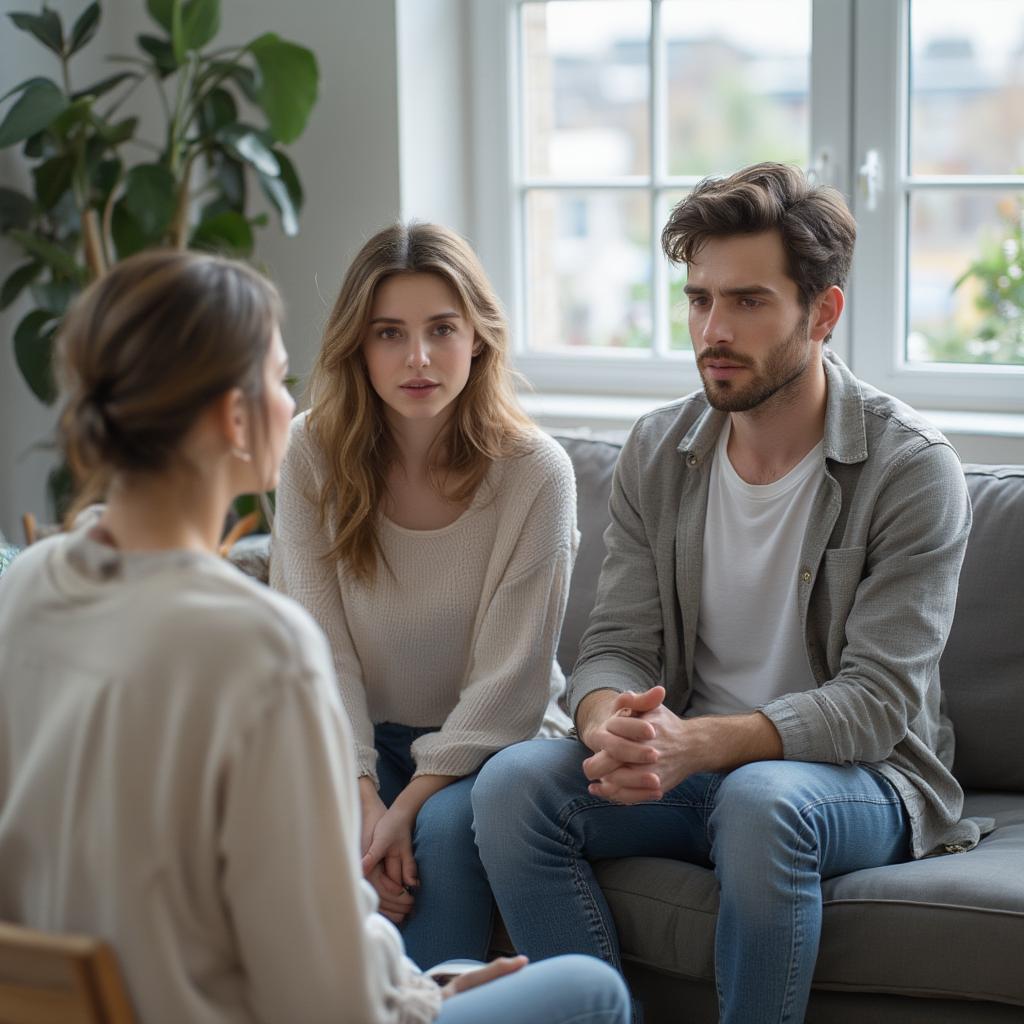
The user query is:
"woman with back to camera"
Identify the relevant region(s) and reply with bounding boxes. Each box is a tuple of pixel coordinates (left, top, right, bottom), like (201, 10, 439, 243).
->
(271, 222, 578, 967)
(0, 249, 628, 1024)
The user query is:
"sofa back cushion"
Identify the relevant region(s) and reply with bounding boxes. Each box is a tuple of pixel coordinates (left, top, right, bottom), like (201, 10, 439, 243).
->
(553, 433, 624, 675)
(554, 437, 1024, 793)
(940, 466, 1024, 792)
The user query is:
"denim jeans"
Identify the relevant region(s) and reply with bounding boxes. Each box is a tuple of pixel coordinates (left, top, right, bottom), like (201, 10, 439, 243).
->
(472, 738, 911, 1024)
(373, 722, 494, 970)
(436, 955, 630, 1024)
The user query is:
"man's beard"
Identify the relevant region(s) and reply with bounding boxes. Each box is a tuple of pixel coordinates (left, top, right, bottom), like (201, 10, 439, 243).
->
(697, 313, 813, 413)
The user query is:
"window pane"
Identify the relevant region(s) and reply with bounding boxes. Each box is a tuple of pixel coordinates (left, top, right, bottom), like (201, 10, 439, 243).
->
(907, 190, 1024, 366)
(663, 0, 810, 177)
(909, 1, 1024, 176)
(526, 189, 651, 350)
(522, 1, 650, 179)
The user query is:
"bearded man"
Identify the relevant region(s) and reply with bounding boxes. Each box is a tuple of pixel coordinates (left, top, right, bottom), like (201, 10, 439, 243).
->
(473, 163, 974, 1023)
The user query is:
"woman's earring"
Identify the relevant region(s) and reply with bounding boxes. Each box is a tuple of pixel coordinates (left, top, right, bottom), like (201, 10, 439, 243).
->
(231, 446, 252, 463)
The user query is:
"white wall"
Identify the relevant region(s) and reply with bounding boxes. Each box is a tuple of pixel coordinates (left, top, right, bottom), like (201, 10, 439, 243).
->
(0, 0, 407, 538)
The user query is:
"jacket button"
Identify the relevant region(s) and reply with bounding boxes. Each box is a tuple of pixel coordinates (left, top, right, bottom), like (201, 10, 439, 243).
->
(800, 569, 812, 584)
(686, 453, 699, 467)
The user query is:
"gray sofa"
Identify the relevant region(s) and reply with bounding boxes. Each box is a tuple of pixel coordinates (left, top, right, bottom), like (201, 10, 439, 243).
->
(226, 435, 1023, 1022)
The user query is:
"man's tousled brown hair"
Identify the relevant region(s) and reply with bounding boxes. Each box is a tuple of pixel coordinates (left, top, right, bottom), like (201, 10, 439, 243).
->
(661, 162, 857, 308)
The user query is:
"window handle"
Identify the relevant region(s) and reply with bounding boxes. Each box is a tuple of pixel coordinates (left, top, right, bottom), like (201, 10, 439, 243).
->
(858, 149, 882, 212)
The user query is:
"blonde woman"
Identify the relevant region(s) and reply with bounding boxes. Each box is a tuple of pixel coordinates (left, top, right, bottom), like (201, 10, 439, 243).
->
(0, 249, 628, 1024)
(271, 223, 578, 968)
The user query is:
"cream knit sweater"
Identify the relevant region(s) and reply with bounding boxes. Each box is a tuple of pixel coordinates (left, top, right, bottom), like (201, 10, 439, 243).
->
(271, 413, 577, 783)
(0, 521, 442, 1024)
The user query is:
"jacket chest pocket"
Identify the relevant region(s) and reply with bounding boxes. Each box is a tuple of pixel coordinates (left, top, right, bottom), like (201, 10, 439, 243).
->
(814, 546, 867, 656)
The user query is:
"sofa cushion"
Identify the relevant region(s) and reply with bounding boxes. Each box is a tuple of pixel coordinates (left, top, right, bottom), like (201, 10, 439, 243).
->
(552, 433, 625, 675)
(596, 790, 1024, 1007)
(939, 466, 1024, 792)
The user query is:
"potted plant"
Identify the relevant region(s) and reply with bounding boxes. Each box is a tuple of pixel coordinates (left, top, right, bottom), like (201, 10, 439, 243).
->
(0, 0, 318, 517)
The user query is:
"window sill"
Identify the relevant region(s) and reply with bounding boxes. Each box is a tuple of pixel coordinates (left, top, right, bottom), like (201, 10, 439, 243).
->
(519, 391, 1024, 462)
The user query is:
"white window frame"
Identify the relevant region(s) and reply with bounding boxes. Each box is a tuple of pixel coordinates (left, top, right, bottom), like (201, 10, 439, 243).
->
(851, 0, 1024, 412)
(471, 0, 1024, 413)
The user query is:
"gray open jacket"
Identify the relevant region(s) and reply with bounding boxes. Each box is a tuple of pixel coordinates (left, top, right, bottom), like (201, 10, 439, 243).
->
(568, 349, 973, 858)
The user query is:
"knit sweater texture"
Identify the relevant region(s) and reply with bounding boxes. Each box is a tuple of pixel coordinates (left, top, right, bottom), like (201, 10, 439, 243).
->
(271, 413, 577, 783)
(0, 518, 442, 1024)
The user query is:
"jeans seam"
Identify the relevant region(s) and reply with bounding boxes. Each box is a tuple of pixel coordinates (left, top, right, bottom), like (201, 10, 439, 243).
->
(559, 798, 628, 970)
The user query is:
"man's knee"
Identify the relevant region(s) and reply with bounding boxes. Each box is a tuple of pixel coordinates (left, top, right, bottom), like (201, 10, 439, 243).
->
(711, 762, 808, 838)
(472, 738, 587, 846)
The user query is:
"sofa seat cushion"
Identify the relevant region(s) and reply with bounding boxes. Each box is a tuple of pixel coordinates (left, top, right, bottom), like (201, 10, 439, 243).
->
(595, 791, 1024, 1007)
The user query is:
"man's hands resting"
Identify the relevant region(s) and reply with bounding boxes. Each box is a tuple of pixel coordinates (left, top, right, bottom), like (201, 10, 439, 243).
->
(578, 685, 784, 803)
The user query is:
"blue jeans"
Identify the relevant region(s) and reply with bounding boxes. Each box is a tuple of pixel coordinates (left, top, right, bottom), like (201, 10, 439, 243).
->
(436, 955, 629, 1024)
(472, 738, 911, 1024)
(373, 723, 494, 969)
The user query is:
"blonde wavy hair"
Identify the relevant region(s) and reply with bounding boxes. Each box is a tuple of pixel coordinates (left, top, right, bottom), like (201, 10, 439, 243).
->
(307, 222, 534, 582)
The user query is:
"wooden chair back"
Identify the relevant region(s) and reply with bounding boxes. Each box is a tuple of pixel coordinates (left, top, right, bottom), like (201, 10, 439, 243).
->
(0, 922, 137, 1024)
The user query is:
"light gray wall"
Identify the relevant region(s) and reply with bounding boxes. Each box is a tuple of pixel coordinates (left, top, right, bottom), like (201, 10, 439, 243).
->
(0, 0, 406, 539)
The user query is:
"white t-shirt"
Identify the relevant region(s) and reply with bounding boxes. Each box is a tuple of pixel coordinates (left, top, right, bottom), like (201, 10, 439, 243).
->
(689, 420, 824, 717)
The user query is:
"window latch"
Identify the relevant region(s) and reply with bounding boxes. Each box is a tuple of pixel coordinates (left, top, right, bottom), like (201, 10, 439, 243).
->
(858, 149, 882, 212)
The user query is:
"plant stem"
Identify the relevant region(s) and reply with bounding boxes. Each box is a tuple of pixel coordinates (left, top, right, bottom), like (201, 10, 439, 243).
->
(81, 208, 107, 278)
(169, 148, 198, 248)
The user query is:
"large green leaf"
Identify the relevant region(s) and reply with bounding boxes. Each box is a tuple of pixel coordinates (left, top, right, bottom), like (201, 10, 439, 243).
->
(48, 97, 94, 142)
(182, 0, 219, 52)
(72, 71, 139, 103)
(92, 114, 138, 146)
(148, 0, 220, 53)
(0, 261, 42, 311)
(91, 157, 122, 203)
(30, 278, 77, 316)
(257, 149, 302, 236)
(13, 309, 59, 403)
(23, 129, 57, 159)
(121, 163, 176, 241)
(8, 9, 63, 55)
(137, 34, 178, 75)
(216, 124, 278, 176)
(8, 229, 86, 282)
(209, 151, 245, 210)
(191, 209, 253, 256)
(248, 34, 318, 144)
(206, 60, 258, 102)
(68, 2, 100, 55)
(33, 154, 75, 209)
(0, 79, 69, 148)
(145, 0, 173, 32)
(111, 203, 147, 260)
(198, 86, 237, 135)
(0, 187, 34, 231)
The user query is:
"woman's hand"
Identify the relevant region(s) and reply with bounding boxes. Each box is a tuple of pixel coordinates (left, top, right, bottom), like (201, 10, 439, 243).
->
(364, 862, 415, 924)
(361, 804, 419, 892)
(357, 776, 388, 856)
(440, 956, 529, 999)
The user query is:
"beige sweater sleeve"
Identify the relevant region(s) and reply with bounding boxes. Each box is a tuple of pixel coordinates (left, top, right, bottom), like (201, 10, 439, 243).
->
(411, 442, 578, 777)
(219, 662, 441, 1024)
(270, 419, 380, 781)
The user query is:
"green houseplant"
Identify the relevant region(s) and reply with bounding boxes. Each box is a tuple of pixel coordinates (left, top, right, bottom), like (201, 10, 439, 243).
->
(0, 0, 318, 516)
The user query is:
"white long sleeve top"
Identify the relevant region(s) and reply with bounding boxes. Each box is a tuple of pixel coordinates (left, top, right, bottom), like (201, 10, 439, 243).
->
(0, 522, 442, 1024)
(271, 414, 577, 783)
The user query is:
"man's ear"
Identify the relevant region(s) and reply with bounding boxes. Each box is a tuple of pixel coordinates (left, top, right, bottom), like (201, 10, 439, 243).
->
(810, 285, 845, 342)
